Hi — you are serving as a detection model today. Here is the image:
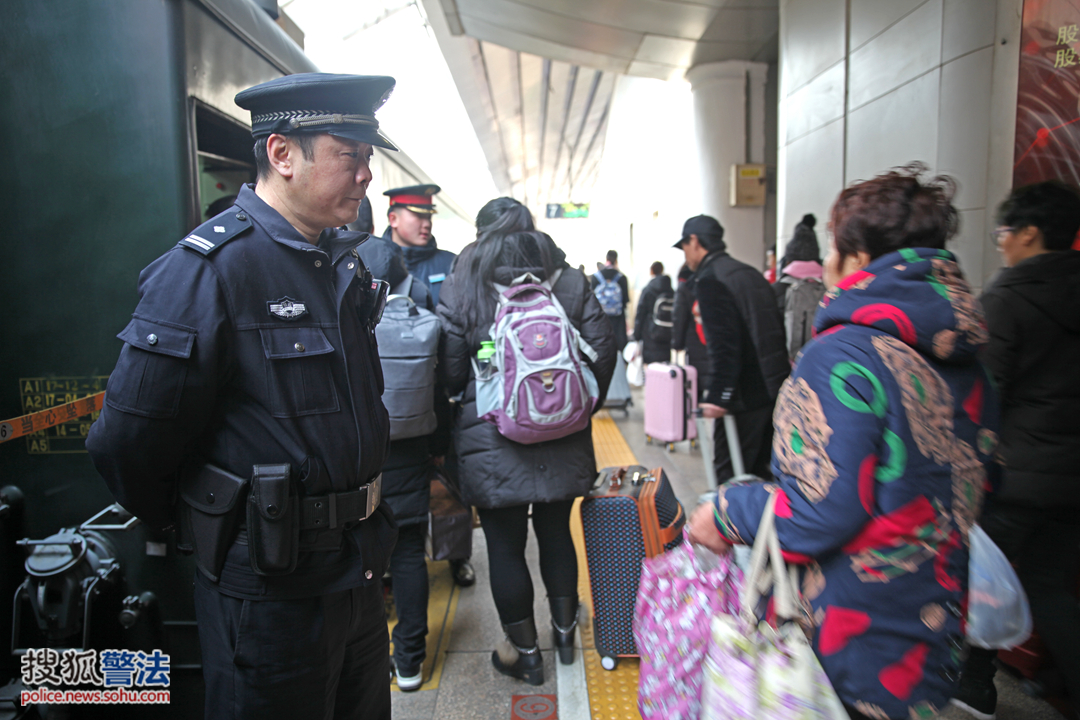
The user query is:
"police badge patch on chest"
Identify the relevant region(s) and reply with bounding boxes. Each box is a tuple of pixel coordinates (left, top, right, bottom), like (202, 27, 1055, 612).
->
(267, 297, 308, 320)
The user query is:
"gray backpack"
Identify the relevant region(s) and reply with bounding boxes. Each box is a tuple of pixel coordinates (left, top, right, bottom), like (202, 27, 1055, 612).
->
(783, 276, 826, 360)
(375, 276, 439, 440)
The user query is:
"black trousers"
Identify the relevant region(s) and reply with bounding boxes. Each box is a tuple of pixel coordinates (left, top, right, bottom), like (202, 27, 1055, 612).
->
(974, 497, 1080, 701)
(713, 404, 774, 482)
(477, 500, 578, 625)
(388, 522, 429, 675)
(194, 579, 390, 720)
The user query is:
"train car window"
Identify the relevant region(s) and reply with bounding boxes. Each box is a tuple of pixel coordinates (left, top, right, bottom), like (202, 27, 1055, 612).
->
(194, 101, 257, 220)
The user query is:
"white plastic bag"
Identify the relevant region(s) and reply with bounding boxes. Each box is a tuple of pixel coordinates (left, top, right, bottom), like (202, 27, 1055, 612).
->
(966, 525, 1032, 649)
(624, 342, 645, 387)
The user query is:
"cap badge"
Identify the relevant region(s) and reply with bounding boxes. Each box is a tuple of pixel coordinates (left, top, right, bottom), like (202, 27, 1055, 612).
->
(268, 297, 307, 320)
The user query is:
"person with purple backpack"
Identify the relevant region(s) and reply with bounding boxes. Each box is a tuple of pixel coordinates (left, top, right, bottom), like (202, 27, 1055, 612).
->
(437, 197, 617, 685)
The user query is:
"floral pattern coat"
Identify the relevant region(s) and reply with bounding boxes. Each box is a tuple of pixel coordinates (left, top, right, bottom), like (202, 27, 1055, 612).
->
(714, 248, 1000, 720)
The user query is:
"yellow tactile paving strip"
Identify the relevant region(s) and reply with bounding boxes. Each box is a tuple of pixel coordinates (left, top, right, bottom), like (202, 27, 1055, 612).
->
(388, 558, 461, 692)
(567, 410, 643, 720)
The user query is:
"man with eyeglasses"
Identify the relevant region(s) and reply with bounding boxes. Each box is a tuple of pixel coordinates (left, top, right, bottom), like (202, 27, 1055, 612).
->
(952, 181, 1080, 720)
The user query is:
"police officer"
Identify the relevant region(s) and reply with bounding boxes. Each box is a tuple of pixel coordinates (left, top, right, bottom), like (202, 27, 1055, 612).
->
(86, 73, 399, 720)
(381, 184, 456, 307)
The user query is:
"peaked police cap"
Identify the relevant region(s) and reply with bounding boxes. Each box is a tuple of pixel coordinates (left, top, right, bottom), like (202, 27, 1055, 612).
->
(235, 73, 398, 150)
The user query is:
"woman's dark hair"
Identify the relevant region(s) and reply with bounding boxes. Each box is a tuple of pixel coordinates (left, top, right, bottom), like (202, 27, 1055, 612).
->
(831, 162, 958, 263)
(996, 180, 1080, 251)
(650, 261, 664, 276)
(458, 198, 555, 342)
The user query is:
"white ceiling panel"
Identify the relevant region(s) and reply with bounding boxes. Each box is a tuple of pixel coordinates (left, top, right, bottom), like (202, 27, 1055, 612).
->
(456, 0, 643, 58)
(635, 35, 698, 66)
(461, 16, 631, 72)
(698, 7, 779, 42)
(501, 0, 717, 38)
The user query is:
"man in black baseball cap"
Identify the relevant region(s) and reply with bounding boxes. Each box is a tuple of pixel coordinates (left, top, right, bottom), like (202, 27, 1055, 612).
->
(88, 72, 400, 720)
(675, 213, 788, 484)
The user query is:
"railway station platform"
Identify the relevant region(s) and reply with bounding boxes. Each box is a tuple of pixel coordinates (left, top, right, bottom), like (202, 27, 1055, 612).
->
(385, 388, 1066, 720)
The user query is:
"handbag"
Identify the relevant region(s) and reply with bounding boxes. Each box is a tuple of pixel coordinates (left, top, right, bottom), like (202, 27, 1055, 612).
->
(634, 529, 742, 720)
(425, 470, 473, 562)
(624, 342, 645, 387)
(699, 492, 847, 719)
(966, 524, 1032, 649)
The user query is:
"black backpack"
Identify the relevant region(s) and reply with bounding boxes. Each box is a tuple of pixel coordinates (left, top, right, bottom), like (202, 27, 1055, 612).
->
(647, 291, 674, 345)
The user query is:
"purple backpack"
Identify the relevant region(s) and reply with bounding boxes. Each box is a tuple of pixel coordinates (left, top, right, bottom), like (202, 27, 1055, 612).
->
(473, 270, 600, 444)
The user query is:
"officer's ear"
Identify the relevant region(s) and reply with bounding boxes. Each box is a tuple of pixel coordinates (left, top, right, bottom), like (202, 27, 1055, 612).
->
(265, 133, 296, 179)
(388, 209, 400, 229)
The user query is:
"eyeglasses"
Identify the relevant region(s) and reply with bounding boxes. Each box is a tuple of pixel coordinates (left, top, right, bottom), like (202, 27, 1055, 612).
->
(989, 227, 1014, 245)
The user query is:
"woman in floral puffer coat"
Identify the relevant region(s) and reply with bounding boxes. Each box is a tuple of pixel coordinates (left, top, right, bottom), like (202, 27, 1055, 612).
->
(689, 164, 1000, 720)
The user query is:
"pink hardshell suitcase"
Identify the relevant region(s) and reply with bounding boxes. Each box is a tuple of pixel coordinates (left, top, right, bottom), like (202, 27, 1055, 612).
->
(643, 363, 697, 451)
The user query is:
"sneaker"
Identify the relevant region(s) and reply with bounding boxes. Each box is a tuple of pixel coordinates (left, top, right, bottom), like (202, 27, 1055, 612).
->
(949, 680, 997, 720)
(395, 667, 423, 692)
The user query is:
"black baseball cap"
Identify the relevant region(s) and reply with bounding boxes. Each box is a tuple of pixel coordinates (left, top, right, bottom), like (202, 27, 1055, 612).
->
(674, 215, 725, 249)
(235, 73, 398, 150)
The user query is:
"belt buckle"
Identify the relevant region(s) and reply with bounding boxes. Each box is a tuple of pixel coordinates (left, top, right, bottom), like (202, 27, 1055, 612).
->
(364, 474, 381, 520)
(328, 491, 338, 529)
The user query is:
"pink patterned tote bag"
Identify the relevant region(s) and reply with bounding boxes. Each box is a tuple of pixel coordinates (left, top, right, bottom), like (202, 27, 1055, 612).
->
(633, 530, 742, 720)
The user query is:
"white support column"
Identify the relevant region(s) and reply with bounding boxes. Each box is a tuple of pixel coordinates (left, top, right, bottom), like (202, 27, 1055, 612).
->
(685, 61, 769, 267)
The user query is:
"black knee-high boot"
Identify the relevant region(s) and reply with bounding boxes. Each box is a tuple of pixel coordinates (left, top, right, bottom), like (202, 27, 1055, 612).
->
(492, 617, 544, 686)
(549, 596, 579, 665)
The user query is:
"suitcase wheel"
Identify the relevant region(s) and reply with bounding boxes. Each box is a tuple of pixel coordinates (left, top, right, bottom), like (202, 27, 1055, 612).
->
(600, 655, 618, 671)
(645, 435, 652, 444)
(666, 443, 675, 453)
(690, 439, 697, 449)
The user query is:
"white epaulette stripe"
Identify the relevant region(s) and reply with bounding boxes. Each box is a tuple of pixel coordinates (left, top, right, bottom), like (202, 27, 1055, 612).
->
(185, 235, 215, 250)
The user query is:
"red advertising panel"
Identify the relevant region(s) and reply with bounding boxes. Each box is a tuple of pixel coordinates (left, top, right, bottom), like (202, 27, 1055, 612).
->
(1015, 0, 1080, 189)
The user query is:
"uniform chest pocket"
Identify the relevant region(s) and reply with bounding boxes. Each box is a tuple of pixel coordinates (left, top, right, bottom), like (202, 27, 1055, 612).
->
(106, 317, 196, 419)
(259, 326, 340, 417)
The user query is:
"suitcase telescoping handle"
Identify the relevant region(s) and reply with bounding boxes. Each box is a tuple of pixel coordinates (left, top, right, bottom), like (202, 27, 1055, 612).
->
(723, 414, 745, 477)
(693, 409, 746, 486)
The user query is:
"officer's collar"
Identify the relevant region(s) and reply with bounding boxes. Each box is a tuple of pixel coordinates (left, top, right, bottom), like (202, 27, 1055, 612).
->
(236, 185, 319, 252)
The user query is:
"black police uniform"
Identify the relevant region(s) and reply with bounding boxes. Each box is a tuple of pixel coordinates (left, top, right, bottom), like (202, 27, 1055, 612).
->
(86, 73, 399, 720)
(382, 184, 457, 306)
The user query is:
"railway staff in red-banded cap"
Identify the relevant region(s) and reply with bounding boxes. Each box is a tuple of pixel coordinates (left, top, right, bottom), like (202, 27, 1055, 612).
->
(87, 72, 400, 720)
(380, 184, 458, 307)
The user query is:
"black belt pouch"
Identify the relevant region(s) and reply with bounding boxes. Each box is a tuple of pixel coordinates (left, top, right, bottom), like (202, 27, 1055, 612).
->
(178, 464, 249, 582)
(247, 463, 298, 576)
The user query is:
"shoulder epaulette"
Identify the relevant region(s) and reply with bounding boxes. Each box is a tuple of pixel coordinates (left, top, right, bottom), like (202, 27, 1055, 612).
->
(178, 206, 253, 255)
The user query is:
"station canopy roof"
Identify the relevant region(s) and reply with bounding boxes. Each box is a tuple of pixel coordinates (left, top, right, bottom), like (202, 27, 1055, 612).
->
(421, 0, 777, 209)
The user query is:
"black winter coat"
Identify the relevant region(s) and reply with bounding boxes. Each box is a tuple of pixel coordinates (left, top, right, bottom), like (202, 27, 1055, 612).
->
(691, 251, 788, 411)
(671, 270, 711, 397)
(980, 250, 1080, 508)
(437, 239, 617, 509)
(633, 274, 674, 364)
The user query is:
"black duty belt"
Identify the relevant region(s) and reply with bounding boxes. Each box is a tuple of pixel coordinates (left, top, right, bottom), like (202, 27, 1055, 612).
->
(299, 474, 381, 530)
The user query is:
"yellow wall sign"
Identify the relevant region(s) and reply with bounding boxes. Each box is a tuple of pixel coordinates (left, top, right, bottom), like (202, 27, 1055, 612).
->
(730, 163, 767, 207)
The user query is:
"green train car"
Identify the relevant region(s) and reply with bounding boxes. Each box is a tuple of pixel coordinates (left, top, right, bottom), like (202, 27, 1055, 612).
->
(0, 1, 320, 716)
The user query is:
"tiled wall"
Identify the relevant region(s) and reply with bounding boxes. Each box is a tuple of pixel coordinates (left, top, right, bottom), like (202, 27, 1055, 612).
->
(777, 0, 1022, 289)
